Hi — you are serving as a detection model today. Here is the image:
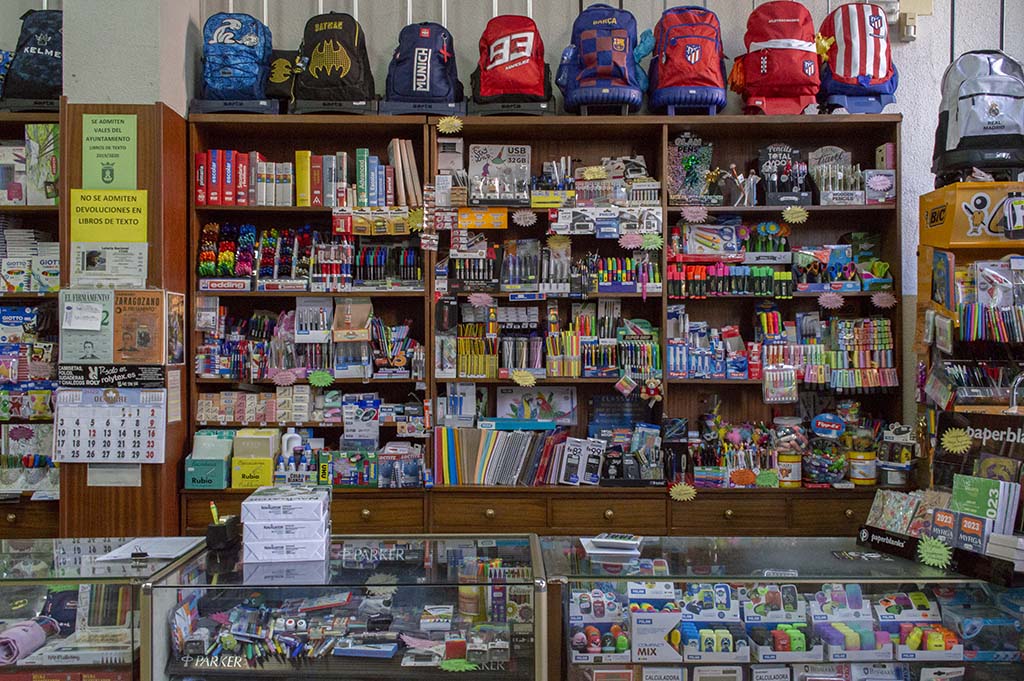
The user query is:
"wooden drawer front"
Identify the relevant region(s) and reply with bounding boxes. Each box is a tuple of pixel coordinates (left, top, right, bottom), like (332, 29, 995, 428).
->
(183, 495, 242, 535)
(552, 497, 666, 534)
(0, 499, 58, 538)
(790, 498, 873, 536)
(431, 495, 547, 532)
(332, 496, 425, 533)
(672, 497, 787, 535)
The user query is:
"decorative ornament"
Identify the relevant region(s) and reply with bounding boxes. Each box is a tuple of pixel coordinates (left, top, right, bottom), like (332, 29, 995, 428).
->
(640, 378, 663, 407)
(867, 173, 894, 192)
(680, 205, 709, 224)
(272, 369, 297, 386)
(730, 469, 757, 487)
(468, 292, 495, 309)
(735, 224, 752, 241)
(917, 535, 953, 570)
(871, 291, 897, 309)
(816, 33, 836, 59)
(364, 573, 399, 598)
(440, 659, 479, 672)
(408, 207, 425, 232)
(511, 209, 537, 227)
(818, 292, 845, 310)
(582, 166, 608, 181)
(782, 206, 809, 224)
(547, 234, 571, 250)
(641, 233, 664, 250)
(308, 370, 334, 388)
(437, 116, 463, 134)
(669, 482, 697, 502)
(510, 369, 537, 387)
(940, 427, 972, 455)
(756, 470, 780, 488)
(618, 233, 644, 249)
(757, 220, 782, 236)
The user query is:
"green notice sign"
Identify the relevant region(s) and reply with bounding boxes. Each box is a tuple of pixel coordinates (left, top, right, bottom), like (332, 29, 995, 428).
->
(82, 114, 137, 190)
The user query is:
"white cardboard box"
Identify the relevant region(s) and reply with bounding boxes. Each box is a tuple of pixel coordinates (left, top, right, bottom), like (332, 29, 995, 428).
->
(243, 536, 329, 563)
(241, 485, 330, 523)
(243, 519, 330, 542)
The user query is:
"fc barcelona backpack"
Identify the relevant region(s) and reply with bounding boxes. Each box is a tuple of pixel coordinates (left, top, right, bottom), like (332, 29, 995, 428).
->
(556, 4, 646, 113)
(471, 15, 551, 103)
(2, 9, 62, 102)
(648, 6, 726, 114)
(727, 0, 820, 115)
(292, 12, 375, 102)
(385, 22, 463, 103)
(201, 12, 273, 101)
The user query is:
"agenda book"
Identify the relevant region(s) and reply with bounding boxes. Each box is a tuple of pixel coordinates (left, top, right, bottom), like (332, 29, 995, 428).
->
(322, 154, 336, 207)
(295, 150, 312, 207)
(337, 152, 349, 207)
(208, 149, 222, 205)
(235, 152, 249, 206)
(311, 154, 324, 207)
(355, 148, 369, 208)
(193, 152, 207, 205)
(387, 138, 407, 206)
(222, 149, 235, 205)
(367, 155, 379, 208)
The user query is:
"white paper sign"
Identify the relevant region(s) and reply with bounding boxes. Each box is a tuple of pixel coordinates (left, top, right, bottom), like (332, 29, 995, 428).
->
(62, 302, 104, 331)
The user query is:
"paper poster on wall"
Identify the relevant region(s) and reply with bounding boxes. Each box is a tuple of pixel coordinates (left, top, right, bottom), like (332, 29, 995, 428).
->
(70, 242, 147, 289)
(82, 114, 137, 190)
(54, 387, 167, 463)
(70, 189, 147, 242)
(166, 292, 185, 365)
(113, 290, 165, 365)
(167, 368, 181, 423)
(59, 289, 114, 364)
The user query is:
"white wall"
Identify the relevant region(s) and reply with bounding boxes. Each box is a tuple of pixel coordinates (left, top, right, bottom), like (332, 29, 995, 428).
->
(0, 0, 62, 48)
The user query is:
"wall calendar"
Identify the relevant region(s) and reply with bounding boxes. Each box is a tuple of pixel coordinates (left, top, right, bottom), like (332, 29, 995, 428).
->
(54, 387, 166, 463)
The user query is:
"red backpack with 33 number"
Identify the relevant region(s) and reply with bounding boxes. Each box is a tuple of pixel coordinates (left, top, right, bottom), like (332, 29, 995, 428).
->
(728, 0, 820, 114)
(471, 15, 551, 103)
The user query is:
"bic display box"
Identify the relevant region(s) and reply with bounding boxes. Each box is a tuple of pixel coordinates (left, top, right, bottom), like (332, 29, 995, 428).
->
(232, 428, 280, 458)
(243, 536, 330, 563)
(240, 485, 330, 523)
(243, 519, 330, 543)
(184, 455, 230, 489)
(920, 181, 1024, 248)
(232, 457, 273, 488)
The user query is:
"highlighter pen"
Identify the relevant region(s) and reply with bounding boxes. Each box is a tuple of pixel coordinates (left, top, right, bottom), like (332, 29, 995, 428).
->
(210, 501, 220, 524)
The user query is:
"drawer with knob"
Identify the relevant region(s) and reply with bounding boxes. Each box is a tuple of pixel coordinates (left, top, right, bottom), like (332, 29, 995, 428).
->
(671, 496, 787, 535)
(551, 497, 666, 534)
(790, 497, 873, 536)
(332, 495, 425, 533)
(0, 498, 58, 538)
(431, 494, 547, 532)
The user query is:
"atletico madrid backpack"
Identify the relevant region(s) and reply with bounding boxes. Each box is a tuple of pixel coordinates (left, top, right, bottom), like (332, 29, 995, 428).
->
(471, 15, 551, 103)
(292, 12, 375, 102)
(385, 22, 463, 103)
(817, 3, 898, 100)
(727, 0, 820, 115)
(200, 12, 273, 101)
(648, 6, 726, 114)
(556, 4, 646, 113)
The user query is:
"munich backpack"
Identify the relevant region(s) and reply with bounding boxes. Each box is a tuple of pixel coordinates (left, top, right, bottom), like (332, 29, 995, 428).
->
(471, 15, 551, 103)
(201, 12, 272, 100)
(932, 50, 1024, 185)
(817, 3, 898, 99)
(2, 10, 62, 102)
(727, 0, 820, 115)
(385, 22, 463, 103)
(648, 6, 726, 114)
(556, 4, 645, 113)
(292, 12, 375, 102)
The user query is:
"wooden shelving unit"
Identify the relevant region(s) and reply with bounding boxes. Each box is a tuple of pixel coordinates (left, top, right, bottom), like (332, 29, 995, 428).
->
(184, 113, 902, 537)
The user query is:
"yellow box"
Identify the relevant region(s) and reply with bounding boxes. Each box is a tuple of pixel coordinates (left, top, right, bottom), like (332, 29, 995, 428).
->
(233, 428, 281, 458)
(919, 181, 1024, 248)
(232, 457, 273, 488)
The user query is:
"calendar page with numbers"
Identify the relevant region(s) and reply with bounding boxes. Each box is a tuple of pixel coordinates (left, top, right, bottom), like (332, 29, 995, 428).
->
(54, 387, 167, 463)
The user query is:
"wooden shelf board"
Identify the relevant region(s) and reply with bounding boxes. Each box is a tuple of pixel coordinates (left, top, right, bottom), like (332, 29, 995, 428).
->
(0, 292, 58, 300)
(435, 376, 622, 384)
(0, 205, 59, 213)
(195, 376, 417, 385)
(669, 204, 896, 214)
(198, 289, 424, 298)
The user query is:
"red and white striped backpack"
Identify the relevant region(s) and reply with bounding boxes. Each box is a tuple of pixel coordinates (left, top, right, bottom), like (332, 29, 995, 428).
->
(727, 0, 820, 115)
(817, 3, 899, 97)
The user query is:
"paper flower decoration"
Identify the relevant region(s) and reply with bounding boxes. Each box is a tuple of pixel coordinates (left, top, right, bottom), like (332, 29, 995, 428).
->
(669, 482, 697, 502)
(272, 369, 297, 386)
(680, 205, 709, 224)
(867, 173, 894, 192)
(782, 206, 809, 224)
(757, 220, 782, 235)
(512, 209, 537, 227)
(618, 233, 644, 249)
(917, 535, 953, 570)
(436, 115, 463, 134)
(510, 369, 537, 387)
(818, 292, 845, 310)
(940, 427, 972, 455)
(440, 659, 479, 672)
(468, 292, 495, 309)
(408, 207, 424, 232)
(641, 233, 664, 250)
(640, 378, 663, 406)
(364, 573, 399, 598)
(756, 470, 780, 488)
(308, 370, 334, 388)
(871, 291, 897, 309)
(582, 165, 608, 180)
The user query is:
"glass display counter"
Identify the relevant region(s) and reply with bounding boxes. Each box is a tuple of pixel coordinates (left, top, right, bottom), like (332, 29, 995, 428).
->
(542, 536, 1023, 681)
(146, 535, 546, 680)
(0, 537, 196, 681)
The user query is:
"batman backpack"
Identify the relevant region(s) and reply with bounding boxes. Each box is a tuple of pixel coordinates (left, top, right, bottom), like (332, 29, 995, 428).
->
(386, 23, 463, 103)
(2, 9, 62, 102)
(201, 12, 272, 100)
(292, 12, 375, 102)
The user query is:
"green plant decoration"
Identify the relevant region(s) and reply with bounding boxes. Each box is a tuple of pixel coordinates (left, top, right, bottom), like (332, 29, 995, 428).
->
(917, 535, 953, 570)
(307, 370, 334, 388)
(440, 659, 479, 672)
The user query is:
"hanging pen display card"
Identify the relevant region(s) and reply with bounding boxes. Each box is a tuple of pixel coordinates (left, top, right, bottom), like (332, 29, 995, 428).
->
(55, 387, 167, 463)
(59, 290, 114, 364)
